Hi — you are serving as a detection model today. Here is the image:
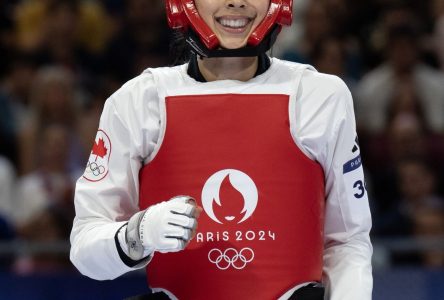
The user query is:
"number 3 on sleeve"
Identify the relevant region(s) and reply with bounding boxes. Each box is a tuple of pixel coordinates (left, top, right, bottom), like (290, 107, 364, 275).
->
(353, 180, 366, 199)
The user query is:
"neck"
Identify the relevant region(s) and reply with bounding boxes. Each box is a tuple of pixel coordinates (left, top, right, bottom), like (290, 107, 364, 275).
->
(197, 56, 258, 82)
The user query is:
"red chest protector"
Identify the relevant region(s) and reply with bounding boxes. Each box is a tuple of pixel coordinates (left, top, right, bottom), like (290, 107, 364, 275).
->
(139, 94, 325, 299)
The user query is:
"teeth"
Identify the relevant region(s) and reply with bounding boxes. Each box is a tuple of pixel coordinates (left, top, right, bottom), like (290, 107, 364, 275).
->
(218, 18, 249, 28)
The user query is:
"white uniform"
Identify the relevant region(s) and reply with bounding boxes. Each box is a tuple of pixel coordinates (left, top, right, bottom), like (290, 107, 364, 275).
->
(70, 58, 373, 300)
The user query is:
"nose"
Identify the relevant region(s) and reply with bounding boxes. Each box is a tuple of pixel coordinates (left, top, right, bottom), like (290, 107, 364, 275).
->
(226, 0, 247, 9)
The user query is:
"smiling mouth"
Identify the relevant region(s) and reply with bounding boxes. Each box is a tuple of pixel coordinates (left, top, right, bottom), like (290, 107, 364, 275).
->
(216, 17, 252, 30)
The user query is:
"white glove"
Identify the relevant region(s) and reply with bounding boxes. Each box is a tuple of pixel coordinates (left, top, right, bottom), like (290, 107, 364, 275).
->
(125, 196, 201, 260)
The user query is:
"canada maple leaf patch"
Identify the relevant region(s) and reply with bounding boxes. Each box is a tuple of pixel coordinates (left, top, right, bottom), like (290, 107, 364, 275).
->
(92, 138, 108, 160)
(83, 130, 112, 182)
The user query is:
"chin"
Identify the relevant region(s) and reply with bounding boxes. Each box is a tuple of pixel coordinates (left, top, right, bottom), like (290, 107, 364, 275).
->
(219, 38, 248, 50)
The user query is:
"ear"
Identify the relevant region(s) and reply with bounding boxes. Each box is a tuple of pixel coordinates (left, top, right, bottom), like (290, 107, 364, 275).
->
(248, 0, 293, 46)
(166, 0, 220, 49)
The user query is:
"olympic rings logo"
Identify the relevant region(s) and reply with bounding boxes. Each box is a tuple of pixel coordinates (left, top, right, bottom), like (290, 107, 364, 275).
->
(208, 247, 254, 270)
(86, 161, 106, 177)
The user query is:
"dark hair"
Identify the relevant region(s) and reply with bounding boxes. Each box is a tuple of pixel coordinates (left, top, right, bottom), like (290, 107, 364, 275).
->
(169, 30, 191, 66)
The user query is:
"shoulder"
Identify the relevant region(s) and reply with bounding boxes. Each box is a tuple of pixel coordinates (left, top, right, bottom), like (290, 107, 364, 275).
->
(298, 69, 352, 120)
(301, 68, 350, 97)
(108, 65, 186, 108)
(273, 58, 350, 97)
(291, 70, 358, 163)
(295, 70, 354, 143)
(271, 58, 315, 78)
(96, 70, 161, 131)
(109, 71, 156, 107)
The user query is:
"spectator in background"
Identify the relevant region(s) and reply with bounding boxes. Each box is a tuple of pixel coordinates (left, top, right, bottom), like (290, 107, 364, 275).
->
(431, 0, 444, 70)
(0, 53, 38, 164)
(103, 0, 171, 87)
(17, 66, 85, 175)
(397, 160, 443, 223)
(13, 126, 75, 271)
(373, 155, 443, 236)
(310, 36, 358, 91)
(282, 0, 362, 84)
(14, 0, 52, 53)
(0, 92, 18, 163)
(282, 0, 332, 64)
(385, 159, 444, 265)
(0, 0, 18, 80)
(14, 0, 110, 55)
(269, 0, 309, 58)
(368, 113, 424, 224)
(413, 207, 444, 267)
(368, 110, 444, 228)
(0, 156, 16, 270)
(387, 113, 427, 163)
(355, 5, 444, 134)
(13, 207, 74, 274)
(14, 0, 111, 82)
(14, 124, 77, 228)
(0, 156, 16, 223)
(372, 157, 443, 266)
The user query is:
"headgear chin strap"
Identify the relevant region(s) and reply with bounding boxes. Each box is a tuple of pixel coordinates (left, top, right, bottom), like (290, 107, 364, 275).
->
(166, 0, 293, 58)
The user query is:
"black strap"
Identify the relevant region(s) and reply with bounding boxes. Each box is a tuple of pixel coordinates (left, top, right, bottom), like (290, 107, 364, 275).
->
(288, 283, 325, 300)
(114, 223, 147, 268)
(187, 52, 270, 83)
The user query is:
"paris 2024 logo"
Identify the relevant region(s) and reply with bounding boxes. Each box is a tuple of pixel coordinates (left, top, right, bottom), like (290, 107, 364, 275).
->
(201, 169, 258, 224)
(198, 169, 276, 270)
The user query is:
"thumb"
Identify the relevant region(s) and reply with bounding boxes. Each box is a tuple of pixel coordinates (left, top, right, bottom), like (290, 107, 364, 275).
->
(195, 206, 203, 218)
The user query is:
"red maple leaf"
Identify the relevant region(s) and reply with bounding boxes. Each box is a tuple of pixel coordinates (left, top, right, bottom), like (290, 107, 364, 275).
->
(91, 138, 107, 161)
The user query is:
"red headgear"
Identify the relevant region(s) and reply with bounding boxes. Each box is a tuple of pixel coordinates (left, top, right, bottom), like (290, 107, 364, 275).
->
(166, 0, 293, 50)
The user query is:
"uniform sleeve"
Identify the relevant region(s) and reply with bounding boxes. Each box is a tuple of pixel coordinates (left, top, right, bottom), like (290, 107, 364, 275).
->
(321, 82, 373, 300)
(70, 97, 148, 280)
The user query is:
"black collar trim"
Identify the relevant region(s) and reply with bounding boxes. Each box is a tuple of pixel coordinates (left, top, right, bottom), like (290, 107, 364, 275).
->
(187, 53, 271, 83)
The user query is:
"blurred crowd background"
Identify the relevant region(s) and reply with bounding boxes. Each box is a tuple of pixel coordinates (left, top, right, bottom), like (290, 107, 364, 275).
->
(0, 0, 443, 282)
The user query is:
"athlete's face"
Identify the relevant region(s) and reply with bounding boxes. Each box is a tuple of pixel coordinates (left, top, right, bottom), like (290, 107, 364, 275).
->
(195, 0, 270, 49)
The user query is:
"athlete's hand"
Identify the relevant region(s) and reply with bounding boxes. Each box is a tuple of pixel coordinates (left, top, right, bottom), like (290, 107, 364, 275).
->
(125, 196, 202, 260)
